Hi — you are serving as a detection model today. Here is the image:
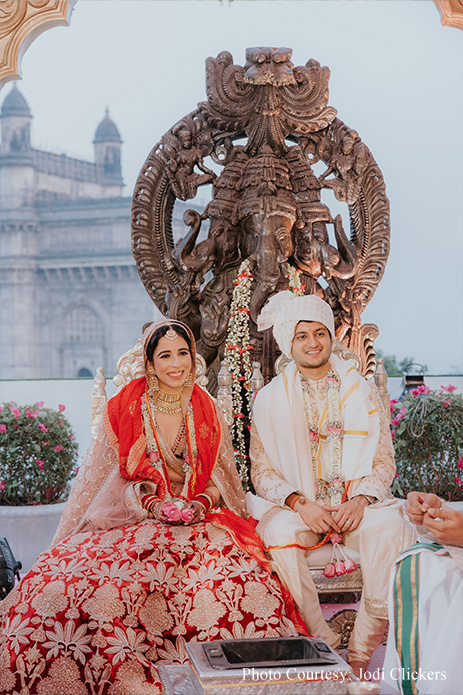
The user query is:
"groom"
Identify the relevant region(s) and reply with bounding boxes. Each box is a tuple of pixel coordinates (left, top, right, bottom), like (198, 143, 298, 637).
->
(249, 291, 415, 676)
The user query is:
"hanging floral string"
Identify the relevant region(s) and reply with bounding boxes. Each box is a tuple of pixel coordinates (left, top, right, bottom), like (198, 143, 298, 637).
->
(225, 259, 254, 486)
(225, 262, 306, 487)
(287, 264, 305, 297)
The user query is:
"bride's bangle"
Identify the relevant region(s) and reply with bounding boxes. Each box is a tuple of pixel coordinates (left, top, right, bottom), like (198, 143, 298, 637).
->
(141, 494, 162, 517)
(195, 492, 214, 513)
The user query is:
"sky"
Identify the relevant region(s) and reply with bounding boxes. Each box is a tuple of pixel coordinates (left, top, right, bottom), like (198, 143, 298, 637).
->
(3, 0, 463, 374)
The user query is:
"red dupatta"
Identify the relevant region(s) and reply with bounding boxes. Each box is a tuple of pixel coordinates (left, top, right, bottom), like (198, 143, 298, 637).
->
(106, 376, 220, 499)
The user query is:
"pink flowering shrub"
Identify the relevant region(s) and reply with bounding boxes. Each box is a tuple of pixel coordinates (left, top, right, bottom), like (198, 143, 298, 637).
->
(0, 402, 78, 506)
(391, 386, 463, 501)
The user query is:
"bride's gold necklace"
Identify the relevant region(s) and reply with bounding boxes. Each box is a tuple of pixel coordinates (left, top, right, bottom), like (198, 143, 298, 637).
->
(154, 384, 183, 414)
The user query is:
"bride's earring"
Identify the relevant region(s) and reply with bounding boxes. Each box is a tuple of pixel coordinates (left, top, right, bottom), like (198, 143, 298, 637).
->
(183, 372, 193, 388)
(146, 364, 159, 391)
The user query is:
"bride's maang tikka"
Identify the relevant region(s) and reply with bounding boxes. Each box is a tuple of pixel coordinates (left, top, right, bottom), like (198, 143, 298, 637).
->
(165, 327, 178, 340)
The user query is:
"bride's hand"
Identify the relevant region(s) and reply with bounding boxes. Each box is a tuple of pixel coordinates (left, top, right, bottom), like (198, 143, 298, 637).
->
(153, 501, 183, 525)
(181, 500, 206, 525)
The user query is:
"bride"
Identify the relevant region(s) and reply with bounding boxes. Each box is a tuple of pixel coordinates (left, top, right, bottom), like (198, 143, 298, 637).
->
(0, 319, 306, 695)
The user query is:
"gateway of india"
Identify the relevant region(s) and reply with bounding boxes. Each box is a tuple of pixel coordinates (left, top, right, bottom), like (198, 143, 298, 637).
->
(0, 84, 165, 380)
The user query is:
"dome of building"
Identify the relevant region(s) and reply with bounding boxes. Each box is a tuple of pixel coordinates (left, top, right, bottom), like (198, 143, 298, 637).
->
(1, 84, 32, 118)
(93, 108, 122, 144)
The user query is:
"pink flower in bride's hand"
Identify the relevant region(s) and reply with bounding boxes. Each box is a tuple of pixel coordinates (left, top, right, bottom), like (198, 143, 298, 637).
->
(162, 502, 182, 521)
(323, 564, 336, 578)
(330, 533, 342, 544)
(344, 559, 358, 573)
(334, 561, 346, 576)
(181, 507, 195, 523)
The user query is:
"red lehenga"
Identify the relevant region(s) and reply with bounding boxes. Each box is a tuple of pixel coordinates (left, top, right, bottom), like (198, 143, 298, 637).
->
(0, 378, 306, 695)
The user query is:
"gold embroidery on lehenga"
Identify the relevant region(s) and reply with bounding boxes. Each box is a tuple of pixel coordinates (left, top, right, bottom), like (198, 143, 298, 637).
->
(98, 529, 124, 547)
(188, 588, 227, 630)
(0, 650, 15, 692)
(139, 593, 174, 635)
(108, 658, 161, 695)
(241, 581, 280, 619)
(92, 629, 108, 648)
(82, 584, 125, 623)
(31, 580, 68, 617)
(36, 655, 88, 695)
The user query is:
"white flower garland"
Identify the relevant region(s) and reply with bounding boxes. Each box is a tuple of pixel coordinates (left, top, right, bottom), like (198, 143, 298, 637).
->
(287, 264, 305, 297)
(225, 262, 306, 487)
(225, 259, 254, 486)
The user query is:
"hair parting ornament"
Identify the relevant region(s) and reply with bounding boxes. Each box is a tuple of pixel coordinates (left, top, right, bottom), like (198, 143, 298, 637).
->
(142, 319, 189, 353)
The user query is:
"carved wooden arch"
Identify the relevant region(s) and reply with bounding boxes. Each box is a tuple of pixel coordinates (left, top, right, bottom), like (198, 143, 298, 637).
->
(433, 0, 463, 30)
(0, 0, 77, 89)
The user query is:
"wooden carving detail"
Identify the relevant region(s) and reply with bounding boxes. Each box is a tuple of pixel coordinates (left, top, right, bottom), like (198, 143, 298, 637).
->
(433, 0, 463, 31)
(0, 0, 76, 89)
(132, 48, 390, 382)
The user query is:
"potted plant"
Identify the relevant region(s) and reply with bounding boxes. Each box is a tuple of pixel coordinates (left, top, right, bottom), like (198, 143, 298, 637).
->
(391, 385, 463, 501)
(0, 401, 78, 573)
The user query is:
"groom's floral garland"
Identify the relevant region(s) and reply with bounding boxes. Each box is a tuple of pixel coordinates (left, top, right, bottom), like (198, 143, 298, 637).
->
(299, 371, 344, 506)
(225, 262, 306, 486)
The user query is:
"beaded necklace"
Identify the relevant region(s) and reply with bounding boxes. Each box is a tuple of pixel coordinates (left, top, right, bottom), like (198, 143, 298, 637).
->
(141, 388, 196, 499)
(299, 369, 344, 505)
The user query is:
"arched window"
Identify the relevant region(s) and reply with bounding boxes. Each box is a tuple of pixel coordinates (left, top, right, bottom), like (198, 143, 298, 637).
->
(63, 306, 104, 344)
(77, 367, 93, 378)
